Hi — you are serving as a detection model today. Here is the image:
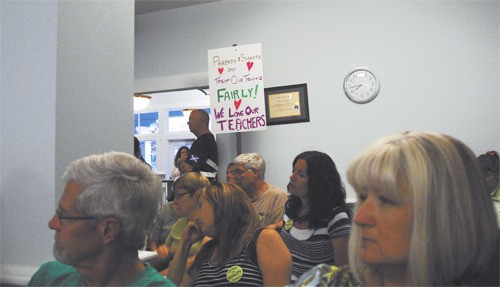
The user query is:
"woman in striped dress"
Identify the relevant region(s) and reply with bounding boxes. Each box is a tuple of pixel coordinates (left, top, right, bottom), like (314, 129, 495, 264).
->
(280, 151, 351, 282)
(168, 182, 292, 286)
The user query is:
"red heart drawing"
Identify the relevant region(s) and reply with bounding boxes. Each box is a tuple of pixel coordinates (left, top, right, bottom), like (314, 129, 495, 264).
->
(218, 67, 224, 75)
(246, 61, 254, 71)
(234, 99, 242, 110)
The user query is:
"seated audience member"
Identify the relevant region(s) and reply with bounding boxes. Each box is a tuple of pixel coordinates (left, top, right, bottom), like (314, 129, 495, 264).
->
(28, 152, 174, 286)
(134, 136, 151, 169)
(230, 153, 288, 227)
(168, 182, 292, 286)
(478, 150, 500, 226)
(148, 203, 180, 253)
(225, 162, 237, 184)
(294, 131, 499, 286)
(280, 151, 351, 282)
(154, 172, 210, 273)
(171, 146, 189, 180)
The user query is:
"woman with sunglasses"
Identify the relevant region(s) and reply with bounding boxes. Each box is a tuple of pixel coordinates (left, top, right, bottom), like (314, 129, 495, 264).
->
(168, 182, 292, 286)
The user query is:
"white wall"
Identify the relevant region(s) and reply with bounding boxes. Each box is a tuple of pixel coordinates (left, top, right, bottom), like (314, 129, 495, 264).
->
(1, 1, 58, 281)
(55, 0, 135, 200)
(135, 0, 499, 200)
(0, 0, 134, 284)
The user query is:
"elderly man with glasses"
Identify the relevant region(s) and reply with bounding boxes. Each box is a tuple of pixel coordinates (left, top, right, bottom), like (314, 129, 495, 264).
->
(28, 152, 174, 286)
(228, 153, 288, 227)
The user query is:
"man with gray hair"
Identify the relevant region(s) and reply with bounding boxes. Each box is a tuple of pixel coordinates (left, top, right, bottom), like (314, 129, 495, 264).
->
(228, 153, 288, 227)
(28, 152, 174, 286)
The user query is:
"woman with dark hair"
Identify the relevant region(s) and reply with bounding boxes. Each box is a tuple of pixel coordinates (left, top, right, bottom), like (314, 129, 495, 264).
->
(171, 146, 190, 179)
(478, 151, 499, 195)
(168, 182, 292, 286)
(279, 151, 351, 282)
(477, 150, 500, 227)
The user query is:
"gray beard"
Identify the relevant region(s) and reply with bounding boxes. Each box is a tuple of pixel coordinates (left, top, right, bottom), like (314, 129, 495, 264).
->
(52, 242, 67, 263)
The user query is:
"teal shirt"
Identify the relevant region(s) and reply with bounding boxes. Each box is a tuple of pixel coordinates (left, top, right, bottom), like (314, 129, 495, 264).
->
(28, 261, 175, 286)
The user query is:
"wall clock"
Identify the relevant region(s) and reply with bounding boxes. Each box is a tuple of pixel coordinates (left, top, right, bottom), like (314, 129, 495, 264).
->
(343, 68, 380, 104)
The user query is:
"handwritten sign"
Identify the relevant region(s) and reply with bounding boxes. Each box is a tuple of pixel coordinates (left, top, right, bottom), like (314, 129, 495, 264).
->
(208, 43, 267, 134)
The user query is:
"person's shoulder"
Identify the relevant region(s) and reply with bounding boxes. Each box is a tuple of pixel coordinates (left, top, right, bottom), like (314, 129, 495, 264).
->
(331, 205, 350, 217)
(39, 260, 75, 270)
(259, 226, 280, 238)
(131, 264, 175, 286)
(38, 261, 76, 273)
(265, 184, 287, 195)
(199, 132, 215, 140)
(157, 202, 176, 216)
(190, 133, 215, 149)
(28, 261, 81, 286)
(166, 217, 188, 240)
(172, 217, 189, 229)
(157, 201, 172, 211)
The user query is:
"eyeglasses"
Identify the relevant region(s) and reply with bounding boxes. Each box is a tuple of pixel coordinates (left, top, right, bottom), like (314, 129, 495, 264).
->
(173, 192, 191, 200)
(55, 211, 96, 225)
(229, 168, 253, 176)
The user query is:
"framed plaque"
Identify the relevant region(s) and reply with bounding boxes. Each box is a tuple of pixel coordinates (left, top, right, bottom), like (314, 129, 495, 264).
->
(264, 83, 309, 126)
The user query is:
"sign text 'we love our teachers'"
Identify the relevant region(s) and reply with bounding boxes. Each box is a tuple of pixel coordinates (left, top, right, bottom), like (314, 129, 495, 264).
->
(208, 43, 267, 134)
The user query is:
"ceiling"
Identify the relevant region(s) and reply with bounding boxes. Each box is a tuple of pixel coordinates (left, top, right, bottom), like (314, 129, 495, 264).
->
(135, 0, 222, 15)
(134, 1, 217, 98)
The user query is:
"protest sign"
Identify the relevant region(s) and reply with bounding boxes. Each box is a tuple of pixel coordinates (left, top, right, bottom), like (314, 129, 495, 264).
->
(208, 43, 267, 134)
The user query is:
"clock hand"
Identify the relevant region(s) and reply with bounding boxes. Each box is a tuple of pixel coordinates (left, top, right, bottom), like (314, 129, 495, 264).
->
(351, 84, 364, 91)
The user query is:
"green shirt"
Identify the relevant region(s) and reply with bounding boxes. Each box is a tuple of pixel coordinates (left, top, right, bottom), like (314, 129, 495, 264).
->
(165, 217, 201, 257)
(28, 261, 175, 286)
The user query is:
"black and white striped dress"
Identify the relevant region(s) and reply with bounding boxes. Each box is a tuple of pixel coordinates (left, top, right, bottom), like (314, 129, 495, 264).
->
(280, 208, 351, 282)
(194, 230, 264, 286)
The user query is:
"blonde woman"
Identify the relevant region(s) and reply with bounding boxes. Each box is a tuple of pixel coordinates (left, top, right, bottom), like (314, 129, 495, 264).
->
(294, 131, 498, 286)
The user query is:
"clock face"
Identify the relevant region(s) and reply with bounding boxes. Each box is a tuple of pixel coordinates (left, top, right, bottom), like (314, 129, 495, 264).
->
(344, 68, 380, 104)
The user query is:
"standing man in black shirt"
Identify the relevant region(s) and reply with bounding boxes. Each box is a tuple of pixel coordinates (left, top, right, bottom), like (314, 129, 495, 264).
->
(181, 109, 218, 181)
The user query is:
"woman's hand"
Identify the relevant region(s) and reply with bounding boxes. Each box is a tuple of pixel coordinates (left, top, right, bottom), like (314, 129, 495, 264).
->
(182, 221, 204, 246)
(176, 157, 185, 169)
(155, 244, 171, 260)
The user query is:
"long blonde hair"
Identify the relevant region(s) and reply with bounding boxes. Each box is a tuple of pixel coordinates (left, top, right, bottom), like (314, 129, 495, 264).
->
(347, 131, 497, 286)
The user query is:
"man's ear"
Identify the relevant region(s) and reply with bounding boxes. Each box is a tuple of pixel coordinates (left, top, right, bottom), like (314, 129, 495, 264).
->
(99, 218, 120, 245)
